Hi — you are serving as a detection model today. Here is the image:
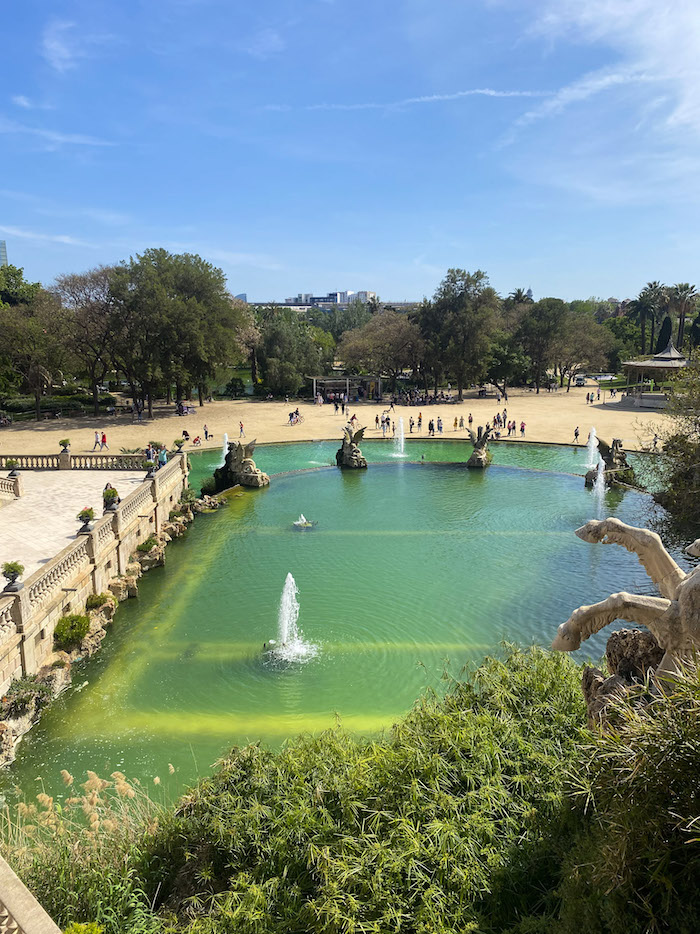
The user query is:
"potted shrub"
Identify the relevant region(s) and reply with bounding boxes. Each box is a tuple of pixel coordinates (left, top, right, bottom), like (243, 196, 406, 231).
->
(5, 459, 19, 478)
(144, 459, 156, 480)
(102, 486, 119, 511)
(2, 560, 24, 592)
(76, 506, 95, 533)
(59, 438, 70, 453)
(173, 438, 186, 451)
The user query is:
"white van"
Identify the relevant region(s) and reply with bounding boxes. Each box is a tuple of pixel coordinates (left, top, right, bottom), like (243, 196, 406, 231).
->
(574, 375, 586, 387)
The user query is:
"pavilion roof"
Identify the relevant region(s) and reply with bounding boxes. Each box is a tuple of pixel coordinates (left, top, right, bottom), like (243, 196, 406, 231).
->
(622, 339, 688, 371)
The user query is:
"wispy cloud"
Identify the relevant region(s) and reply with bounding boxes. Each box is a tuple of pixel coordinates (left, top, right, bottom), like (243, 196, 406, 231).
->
(268, 88, 550, 113)
(0, 116, 113, 148)
(41, 19, 116, 73)
(241, 28, 286, 59)
(0, 224, 91, 247)
(532, 0, 700, 135)
(506, 67, 655, 138)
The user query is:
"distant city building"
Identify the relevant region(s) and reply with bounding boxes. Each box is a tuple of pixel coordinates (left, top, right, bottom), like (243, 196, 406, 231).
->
(282, 289, 377, 308)
(0, 241, 7, 267)
(234, 293, 247, 302)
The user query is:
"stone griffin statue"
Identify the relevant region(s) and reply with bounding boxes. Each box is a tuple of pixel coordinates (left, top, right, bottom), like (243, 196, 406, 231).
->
(213, 439, 270, 490)
(552, 518, 698, 724)
(336, 425, 368, 469)
(584, 437, 636, 488)
(467, 426, 493, 468)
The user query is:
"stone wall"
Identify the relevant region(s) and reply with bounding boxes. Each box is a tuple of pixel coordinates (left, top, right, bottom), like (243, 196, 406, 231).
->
(0, 455, 188, 693)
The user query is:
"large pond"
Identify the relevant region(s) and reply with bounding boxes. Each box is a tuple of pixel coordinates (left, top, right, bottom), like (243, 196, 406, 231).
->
(5, 441, 680, 801)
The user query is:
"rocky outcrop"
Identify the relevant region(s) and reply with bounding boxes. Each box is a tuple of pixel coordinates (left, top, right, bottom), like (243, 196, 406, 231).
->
(336, 425, 368, 469)
(581, 629, 664, 727)
(467, 426, 493, 469)
(553, 518, 700, 724)
(213, 440, 269, 490)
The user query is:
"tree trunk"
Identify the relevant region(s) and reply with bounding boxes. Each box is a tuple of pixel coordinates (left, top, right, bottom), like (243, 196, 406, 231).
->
(650, 318, 655, 356)
(92, 381, 100, 416)
(678, 313, 685, 348)
(198, 383, 205, 406)
(176, 381, 183, 403)
(250, 350, 258, 384)
(34, 390, 41, 421)
(147, 389, 153, 419)
(641, 315, 647, 355)
(166, 385, 172, 405)
(433, 372, 438, 395)
(457, 376, 463, 402)
(566, 376, 573, 392)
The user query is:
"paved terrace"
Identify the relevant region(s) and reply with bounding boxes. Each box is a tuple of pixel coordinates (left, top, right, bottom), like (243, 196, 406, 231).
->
(0, 470, 144, 577)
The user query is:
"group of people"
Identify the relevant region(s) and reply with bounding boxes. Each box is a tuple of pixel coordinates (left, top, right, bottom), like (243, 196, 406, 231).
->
(91, 431, 109, 450)
(585, 390, 600, 404)
(144, 443, 169, 468)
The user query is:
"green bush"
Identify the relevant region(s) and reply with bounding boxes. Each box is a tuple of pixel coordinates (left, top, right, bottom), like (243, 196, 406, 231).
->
(53, 614, 90, 651)
(2, 676, 52, 718)
(136, 535, 158, 554)
(168, 509, 183, 521)
(85, 593, 113, 611)
(200, 477, 216, 496)
(180, 487, 197, 505)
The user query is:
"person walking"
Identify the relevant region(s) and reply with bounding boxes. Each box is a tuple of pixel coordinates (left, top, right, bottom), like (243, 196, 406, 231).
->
(409, 417, 415, 433)
(459, 415, 464, 430)
(468, 413, 473, 428)
(574, 426, 580, 444)
(520, 421, 526, 436)
(417, 413, 422, 432)
(453, 416, 458, 431)
(239, 421, 245, 438)
(100, 431, 109, 450)
(92, 430, 100, 451)
(204, 424, 209, 441)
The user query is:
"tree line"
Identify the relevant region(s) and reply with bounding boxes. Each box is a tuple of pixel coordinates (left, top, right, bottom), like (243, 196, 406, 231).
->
(1, 253, 699, 416)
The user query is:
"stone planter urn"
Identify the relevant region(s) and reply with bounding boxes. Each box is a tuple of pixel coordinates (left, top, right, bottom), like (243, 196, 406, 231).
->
(76, 508, 95, 534)
(1, 563, 24, 593)
(78, 520, 94, 534)
(6, 467, 19, 478)
(145, 462, 156, 480)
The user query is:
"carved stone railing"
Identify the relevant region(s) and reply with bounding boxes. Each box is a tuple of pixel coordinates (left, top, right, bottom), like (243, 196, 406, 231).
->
(0, 455, 59, 470)
(152, 456, 185, 495)
(70, 453, 146, 470)
(117, 482, 156, 531)
(0, 597, 16, 644)
(94, 514, 116, 555)
(24, 537, 92, 614)
(0, 854, 60, 933)
(0, 477, 20, 499)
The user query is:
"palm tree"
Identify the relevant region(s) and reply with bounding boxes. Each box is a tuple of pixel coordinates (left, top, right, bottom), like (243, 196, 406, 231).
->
(644, 281, 667, 354)
(628, 281, 666, 354)
(670, 282, 697, 348)
(508, 288, 532, 305)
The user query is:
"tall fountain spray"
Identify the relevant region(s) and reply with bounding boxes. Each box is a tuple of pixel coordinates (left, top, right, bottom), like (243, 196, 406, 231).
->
(586, 427, 598, 469)
(594, 456, 606, 501)
(393, 417, 405, 456)
(219, 432, 229, 468)
(271, 573, 318, 662)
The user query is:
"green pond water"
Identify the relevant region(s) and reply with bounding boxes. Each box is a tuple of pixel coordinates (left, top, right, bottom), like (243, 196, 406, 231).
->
(5, 441, 678, 802)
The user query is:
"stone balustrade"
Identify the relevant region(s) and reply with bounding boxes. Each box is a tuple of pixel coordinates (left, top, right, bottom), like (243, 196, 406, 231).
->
(0, 455, 59, 470)
(0, 854, 60, 933)
(0, 476, 21, 502)
(0, 455, 188, 691)
(70, 453, 147, 470)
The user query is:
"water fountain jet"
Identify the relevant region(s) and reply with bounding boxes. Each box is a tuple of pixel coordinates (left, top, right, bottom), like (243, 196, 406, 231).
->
(586, 427, 598, 469)
(219, 432, 229, 468)
(393, 417, 406, 457)
(269, 573, 318, 662)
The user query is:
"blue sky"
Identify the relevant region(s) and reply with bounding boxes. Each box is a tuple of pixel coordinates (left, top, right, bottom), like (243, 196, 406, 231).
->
(2, 0, 700, 302)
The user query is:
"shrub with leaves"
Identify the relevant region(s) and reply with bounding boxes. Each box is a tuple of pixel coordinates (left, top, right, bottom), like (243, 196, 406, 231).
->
(53, 614, 90, 651)
(1, 561, 24, 581)
(2, 676, 52, 719)
(200, 477, 216, 496)
(136, 535, 158, 554)
(180, 488, 197, 506)
(85, 593, 114, 612)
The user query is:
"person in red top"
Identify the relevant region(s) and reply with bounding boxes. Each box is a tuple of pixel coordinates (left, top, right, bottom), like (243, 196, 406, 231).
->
(100, 432, 109, 450)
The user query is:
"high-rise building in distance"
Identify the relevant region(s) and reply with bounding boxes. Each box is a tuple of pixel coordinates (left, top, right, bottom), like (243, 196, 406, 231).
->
(0, 241, 7, 267)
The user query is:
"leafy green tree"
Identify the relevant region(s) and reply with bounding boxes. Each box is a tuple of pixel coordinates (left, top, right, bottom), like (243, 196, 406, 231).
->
(109, 249, 248, 413)
(308, 326, 336, 371)
(603, 316, 641, 372)
(0, 264, 40, 307)
(0, 290, 72, 418)
(340, 310, 423, 392)
(256, 308, 322, 395)
(54, 266, 117, 415)
(517, 297, 567, 392)
(554, 308, 612, 389)
(432, 269, 499, 399)
(415, 298, 447, 394)
(486, 333, 530, 397)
